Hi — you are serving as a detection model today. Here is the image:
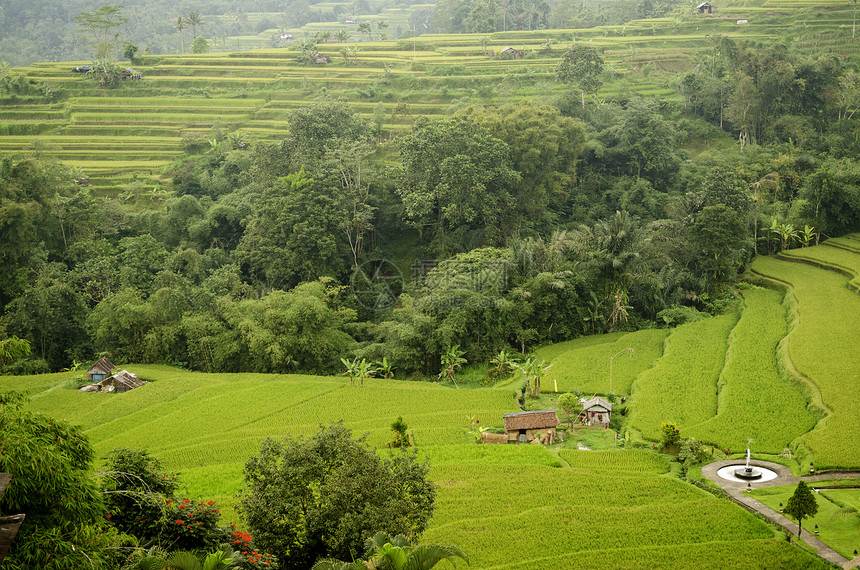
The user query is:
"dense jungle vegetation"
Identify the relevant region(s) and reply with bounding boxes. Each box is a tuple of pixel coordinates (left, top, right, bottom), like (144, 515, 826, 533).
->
(2, 27, 860, 377)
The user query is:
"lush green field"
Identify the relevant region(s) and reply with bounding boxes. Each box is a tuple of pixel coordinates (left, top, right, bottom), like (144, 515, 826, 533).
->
(1, 366, 834, 568)
(750, 249, 860, 468)
(425, 461, 828, 569)
(751, 485, 860, 558)
(628, 314, 739, 441)
(684, 286, 816, 454)
(539, 329, 669, 395)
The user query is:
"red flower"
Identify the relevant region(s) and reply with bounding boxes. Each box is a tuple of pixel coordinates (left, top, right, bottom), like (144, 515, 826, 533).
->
(105, 514, 112, 519)
(176, 520, 184, 525)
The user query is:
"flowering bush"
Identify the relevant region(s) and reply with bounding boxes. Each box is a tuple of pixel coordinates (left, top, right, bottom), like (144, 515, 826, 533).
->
(100, 448, 224, 550)
(160, 498, 223, 550)
(228, 525, 278, 569)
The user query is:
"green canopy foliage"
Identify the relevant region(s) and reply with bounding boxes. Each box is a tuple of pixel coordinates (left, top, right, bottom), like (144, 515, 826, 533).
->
(238, 422, 435, 569)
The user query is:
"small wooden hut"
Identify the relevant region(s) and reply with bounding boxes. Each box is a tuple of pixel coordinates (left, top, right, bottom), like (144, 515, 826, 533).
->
(503, 410, 560, 444)
(581, 396, 612, 427)
(696, 2, 715, 13)
(86, 357, 116, 383)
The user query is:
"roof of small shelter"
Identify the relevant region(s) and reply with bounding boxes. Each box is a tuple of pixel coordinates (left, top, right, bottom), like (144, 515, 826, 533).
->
(503, 410, 560, 431)
(582, 396, 613, 412)
(100, 370, 145, 390)
(87, 357, 116, 375)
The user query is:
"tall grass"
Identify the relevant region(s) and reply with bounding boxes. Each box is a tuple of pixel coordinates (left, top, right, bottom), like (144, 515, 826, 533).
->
(684, 286, 815, 453)
(629, 314, 738, 441)
(750, 254, 860, 468)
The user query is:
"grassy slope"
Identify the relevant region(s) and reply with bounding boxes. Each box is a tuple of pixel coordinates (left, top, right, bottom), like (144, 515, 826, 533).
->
(0, 368, 830, 568)
(539, 328, 670, 395)
(629, 314, 739, 441)
(749, 245, 860, 468)
(684, 286, 815, 453)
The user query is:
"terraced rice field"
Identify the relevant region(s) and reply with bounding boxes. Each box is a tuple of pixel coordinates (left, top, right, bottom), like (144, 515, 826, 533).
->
(683, 286, 816, 453)
(749, 242, 860, 468)
(2, 368, 832, 569)
(3, 0, 858, 195)
(629, 314, 739, 441)
(425, 460, 828, 568)
(539, 329, 669, 395)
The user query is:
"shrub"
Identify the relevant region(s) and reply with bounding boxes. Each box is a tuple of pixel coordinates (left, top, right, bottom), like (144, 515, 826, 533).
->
(100, 448, 223, 550)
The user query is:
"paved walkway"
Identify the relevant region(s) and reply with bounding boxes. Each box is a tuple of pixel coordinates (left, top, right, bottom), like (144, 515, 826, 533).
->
(701, 460, 860, 566)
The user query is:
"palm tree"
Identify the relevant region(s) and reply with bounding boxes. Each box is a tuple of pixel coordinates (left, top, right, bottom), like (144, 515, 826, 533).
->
(174, 15, 187, 52)
(186, 10, 205, 39)
(570, 211, 655, 297)
(312, 532, 469, 570)
(132, 547, 240, 570)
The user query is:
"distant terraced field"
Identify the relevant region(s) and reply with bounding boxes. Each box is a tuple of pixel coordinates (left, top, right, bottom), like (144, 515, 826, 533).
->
(3, 0, 858, 196)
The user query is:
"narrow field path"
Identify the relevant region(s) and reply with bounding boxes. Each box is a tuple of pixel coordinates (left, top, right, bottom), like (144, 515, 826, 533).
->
(702, 459, 860, 566)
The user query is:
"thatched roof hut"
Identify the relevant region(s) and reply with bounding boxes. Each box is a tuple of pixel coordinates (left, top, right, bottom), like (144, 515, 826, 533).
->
(504, 410, 560, 444)
(99, 370, 145, 393)
(499, 46, 523, 59)
(581, 396, 612, 427)
(87, 357, 116, 382)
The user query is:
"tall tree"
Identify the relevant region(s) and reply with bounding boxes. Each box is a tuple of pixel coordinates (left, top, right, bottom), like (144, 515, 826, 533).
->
(186, 10, 204, 39)
(0, 393, 127, 569)
(238, 423, 435, 569)
(460, 103, 586, 233)
(556, 44, 604, 110)
(175, 15, 187, 53)
(396, 115, 520, 252)
(4, 263, 88, 371)
(74, 4, 128, 61)
(784, 481, 818, 538)
(237, 169, 349, 289)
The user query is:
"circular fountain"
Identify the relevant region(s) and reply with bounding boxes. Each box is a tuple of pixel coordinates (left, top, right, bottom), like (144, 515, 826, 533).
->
(716, 446, 779, 483)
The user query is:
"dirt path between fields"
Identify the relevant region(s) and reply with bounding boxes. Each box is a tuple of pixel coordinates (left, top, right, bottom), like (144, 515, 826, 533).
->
(702, 460, 860, 566)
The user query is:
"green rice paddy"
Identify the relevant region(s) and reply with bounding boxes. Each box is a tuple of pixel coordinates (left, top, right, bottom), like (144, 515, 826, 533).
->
(749, 247, 860, 468)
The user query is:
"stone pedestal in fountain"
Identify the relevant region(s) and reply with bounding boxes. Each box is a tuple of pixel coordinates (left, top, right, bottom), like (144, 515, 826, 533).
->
(734, 447, 762, 479)
(734, 465, 762, 479)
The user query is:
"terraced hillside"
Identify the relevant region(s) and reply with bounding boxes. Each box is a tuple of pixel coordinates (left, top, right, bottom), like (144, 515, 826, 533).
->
(3, 0, 859, 196)
(749, 236, 860, 468)
(0, 368, 831, 569)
